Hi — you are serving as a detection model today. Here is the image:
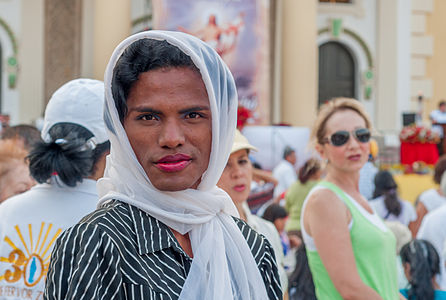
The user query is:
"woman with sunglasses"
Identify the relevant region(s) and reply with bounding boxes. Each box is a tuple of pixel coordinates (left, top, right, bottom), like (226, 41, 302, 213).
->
(301, 98, 401, 299)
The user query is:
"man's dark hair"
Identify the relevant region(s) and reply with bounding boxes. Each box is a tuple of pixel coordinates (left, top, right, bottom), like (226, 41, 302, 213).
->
(1, 124, 42, 150)
(283, 146, 295, 159)
(439, 100, 446, 108)
(28, 123, 110, 187)
(262, 203, 288, 223)
(111, 39, 200, 122)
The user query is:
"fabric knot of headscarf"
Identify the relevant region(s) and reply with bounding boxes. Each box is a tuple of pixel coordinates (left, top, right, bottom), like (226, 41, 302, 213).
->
(97, 30, 269, 300)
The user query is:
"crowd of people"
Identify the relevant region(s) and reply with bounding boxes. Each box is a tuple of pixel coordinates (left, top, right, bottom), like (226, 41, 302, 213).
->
(1, 30, 446, 300)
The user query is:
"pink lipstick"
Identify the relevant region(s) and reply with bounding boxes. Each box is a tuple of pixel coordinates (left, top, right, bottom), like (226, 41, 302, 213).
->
(155, 154, 192, 172)
(233, 185, 246, 192)
(348, 154, 361, 161)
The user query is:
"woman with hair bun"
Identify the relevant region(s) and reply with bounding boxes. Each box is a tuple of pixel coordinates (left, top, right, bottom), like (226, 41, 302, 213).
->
(400, 239, 446, 299)
(285, 158, 322, 237)
(0, 79, 110, 298)
(370, 170, 416, 226)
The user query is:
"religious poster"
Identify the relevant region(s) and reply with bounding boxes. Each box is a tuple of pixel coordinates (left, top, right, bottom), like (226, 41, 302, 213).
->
(152, 0, 271, 125)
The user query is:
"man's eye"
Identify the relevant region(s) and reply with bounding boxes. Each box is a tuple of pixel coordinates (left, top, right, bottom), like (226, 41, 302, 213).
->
(186, 112, 201, 119)
(139, 114, 156, 121)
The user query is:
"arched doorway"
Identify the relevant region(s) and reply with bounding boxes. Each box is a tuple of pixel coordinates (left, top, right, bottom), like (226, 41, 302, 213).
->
(318, 41, 356, 106)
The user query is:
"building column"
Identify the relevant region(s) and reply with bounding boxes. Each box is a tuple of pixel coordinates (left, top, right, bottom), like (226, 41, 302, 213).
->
(278, 0, 318, 127)
(44, 0, 82, 104)
(93, 0, 131, 80)
(376, 0, 412, 131)
(19, 0, 45, 124)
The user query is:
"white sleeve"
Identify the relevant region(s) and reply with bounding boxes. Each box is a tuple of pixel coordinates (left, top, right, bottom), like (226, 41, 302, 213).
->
(417, 213, 445, 256)
(284, 167, 297, 190)
(405, 201, 417, 222)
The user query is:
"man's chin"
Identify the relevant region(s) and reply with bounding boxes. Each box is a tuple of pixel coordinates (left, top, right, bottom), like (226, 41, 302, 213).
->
(152, 180, 200, 192)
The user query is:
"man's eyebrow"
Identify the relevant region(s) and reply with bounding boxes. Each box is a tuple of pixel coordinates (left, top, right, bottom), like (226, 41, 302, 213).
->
(178, 106, 210, 114)
(129, 107, 162, 114)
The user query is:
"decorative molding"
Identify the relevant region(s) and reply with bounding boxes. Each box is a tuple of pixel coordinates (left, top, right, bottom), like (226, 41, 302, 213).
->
(410, 1, 432, 107)
(0, 18, 17, 54)
(0, 17, 19, 88)
(318, 26, 373, 68)
(318, 25, 374, 100)
(318, 0, 365, 18)
(131, 13, 152, 28)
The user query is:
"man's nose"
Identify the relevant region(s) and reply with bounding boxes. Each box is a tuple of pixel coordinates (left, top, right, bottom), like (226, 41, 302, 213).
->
(159, 119, 185, 149)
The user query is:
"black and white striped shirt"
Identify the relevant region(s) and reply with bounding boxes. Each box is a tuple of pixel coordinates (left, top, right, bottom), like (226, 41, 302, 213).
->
(44, 200, 282, 300)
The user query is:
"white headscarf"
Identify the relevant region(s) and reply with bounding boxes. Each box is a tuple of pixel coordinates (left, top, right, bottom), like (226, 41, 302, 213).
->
(98, 30, 270, 300)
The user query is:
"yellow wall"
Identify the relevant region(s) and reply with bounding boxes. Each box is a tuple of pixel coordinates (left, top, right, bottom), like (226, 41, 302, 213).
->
(93, 0, 131, 80)
(19, 0, 45, 123)
(279, 0, 318, 127)
(425, 0, 446, 118)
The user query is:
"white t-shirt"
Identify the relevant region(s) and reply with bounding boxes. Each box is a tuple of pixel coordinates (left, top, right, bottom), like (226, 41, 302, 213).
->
(272, 160, 297, 197)
(417, 204, 446, 290)
(369, 196, 416, 226)
(359, 162, 378, 200)
(430, 109, 446, 137)
(0, 179, 99, 299)
(418, 188, 446, 212)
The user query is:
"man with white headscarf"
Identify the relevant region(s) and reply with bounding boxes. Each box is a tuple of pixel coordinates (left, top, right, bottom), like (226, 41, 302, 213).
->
(44, 31, 282, 300)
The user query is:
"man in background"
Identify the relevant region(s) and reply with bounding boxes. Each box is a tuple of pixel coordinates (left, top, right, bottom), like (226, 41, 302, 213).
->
(430, 100, 446, 155)
(1, 124, 42, 151)
(273, 146, 297, 198)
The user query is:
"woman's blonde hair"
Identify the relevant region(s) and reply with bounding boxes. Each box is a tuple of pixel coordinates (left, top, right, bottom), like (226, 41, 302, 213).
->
(311, 98, 372, 146)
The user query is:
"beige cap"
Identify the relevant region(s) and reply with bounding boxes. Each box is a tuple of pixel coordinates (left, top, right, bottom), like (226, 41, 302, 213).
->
(231, 129, 258, 154)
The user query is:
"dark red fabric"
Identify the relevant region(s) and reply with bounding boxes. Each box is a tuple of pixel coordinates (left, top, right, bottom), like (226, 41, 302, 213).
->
(400, 142, 439, 165)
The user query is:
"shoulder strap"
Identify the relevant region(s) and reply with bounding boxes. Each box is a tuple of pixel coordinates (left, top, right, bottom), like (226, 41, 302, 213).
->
(317, 181, 356, 211)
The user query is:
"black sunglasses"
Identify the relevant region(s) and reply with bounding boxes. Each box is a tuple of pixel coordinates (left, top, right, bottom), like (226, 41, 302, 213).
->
(324, 128, 371, 147)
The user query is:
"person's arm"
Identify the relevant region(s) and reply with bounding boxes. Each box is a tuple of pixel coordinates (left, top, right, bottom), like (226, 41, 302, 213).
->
(252, 168, 279, 187)
(304, 189, 383, 300)
(408, 201, 428, 237)
(44, 223, 123, 300)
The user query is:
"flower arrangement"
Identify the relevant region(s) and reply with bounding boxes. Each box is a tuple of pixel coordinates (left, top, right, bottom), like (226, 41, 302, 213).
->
(399, 124, 440, 144)
(237, 105, 252, 130)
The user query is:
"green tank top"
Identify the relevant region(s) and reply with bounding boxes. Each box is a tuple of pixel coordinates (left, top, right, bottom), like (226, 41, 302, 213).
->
(306, 181, 399, 300)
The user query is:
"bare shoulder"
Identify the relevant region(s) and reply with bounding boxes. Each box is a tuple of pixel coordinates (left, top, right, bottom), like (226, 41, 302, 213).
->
(304, 188, 350, 235)
(306, 188, 346, 212)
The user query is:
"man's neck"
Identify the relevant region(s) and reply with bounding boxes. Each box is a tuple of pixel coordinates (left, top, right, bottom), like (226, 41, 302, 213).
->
(170, 228, 193, 258)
